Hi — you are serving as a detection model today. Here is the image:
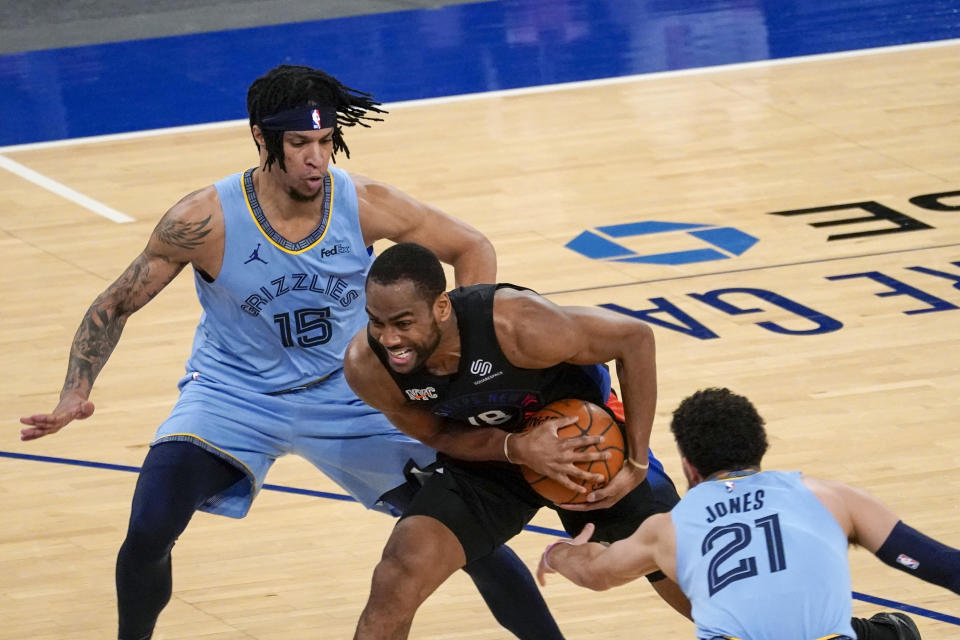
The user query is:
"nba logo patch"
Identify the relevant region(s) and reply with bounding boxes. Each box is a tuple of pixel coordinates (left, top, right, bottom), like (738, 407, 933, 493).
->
(896, 554, 919, 570)
(311, 109, 322, 129)
(724, 481, 735, 492)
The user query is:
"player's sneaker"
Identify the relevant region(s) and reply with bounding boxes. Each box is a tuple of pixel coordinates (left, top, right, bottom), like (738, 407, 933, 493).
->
(869, 612, 921, 640)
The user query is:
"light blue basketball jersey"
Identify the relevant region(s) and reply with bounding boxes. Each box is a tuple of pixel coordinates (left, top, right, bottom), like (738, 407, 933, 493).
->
(672, 471, 855, 640)
(185, 166, 372, 393)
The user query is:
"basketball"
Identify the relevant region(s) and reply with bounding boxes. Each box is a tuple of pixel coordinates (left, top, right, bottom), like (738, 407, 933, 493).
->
(519, 398, 625, 506)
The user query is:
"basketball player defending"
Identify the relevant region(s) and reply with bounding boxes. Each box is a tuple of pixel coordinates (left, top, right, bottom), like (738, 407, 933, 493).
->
(539, 388, 953, 640)
(343, 242, 690, 639)
(20, 65, 563, 640)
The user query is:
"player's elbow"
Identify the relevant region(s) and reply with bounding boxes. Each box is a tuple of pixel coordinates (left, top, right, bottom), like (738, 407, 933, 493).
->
(622, 320, 655, 360)
(452, 232, 496, 284)
(632, 320, 655, 346)
(457, 224, 494, 255)
(90, 292, 135, 325)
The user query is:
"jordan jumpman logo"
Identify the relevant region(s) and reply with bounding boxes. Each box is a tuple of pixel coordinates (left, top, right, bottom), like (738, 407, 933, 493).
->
(244, 243, 268, 265)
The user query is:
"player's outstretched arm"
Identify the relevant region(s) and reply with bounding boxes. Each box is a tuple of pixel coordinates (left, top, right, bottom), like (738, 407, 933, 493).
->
(354, 175, 496, 286)
(537, 517, 668, 590)
(19, 188, 219, 440)
(808, 476, 960, 594)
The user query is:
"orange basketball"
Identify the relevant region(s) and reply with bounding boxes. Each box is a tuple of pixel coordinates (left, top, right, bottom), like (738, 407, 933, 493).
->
(520, 398, 625, 506)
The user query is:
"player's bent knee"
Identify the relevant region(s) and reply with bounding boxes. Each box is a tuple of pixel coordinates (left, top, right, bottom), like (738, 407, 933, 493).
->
(367, 555, 431, 612)
(121, 520, 177, 560)
(377, 538, 442, 585)
(370, 517, 464, 608)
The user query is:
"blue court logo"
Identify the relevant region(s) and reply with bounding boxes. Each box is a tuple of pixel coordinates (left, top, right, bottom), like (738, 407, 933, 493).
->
(566, 221, 758, 265)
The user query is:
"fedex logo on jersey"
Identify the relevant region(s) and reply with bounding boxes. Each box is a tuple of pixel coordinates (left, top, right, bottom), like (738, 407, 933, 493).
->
(321, 243, 351, 258)
(405, 387, 438, 401)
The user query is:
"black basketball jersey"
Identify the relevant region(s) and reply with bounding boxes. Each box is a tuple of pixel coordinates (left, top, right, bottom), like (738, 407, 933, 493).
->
(368, 283, 610, 432)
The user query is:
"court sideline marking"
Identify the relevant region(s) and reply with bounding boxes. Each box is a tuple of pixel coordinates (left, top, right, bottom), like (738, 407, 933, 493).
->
(1, 38, 956, 225)
(2, 449, 958, 627)
(0, 154, 134, 223)
(1, 38, 957, 156)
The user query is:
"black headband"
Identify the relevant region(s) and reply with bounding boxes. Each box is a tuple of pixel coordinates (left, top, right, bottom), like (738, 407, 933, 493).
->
(261, 106, 338, 131)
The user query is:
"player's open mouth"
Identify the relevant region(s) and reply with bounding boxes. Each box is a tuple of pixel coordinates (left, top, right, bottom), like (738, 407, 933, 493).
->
(387, 348, 413, 364)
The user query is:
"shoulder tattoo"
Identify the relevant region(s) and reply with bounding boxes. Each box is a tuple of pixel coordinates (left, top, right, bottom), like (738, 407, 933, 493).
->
(156, 214, 213, 250)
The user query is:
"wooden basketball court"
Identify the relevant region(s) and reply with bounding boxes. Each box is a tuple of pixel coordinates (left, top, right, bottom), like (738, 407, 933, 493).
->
(3, 41, 960, 638)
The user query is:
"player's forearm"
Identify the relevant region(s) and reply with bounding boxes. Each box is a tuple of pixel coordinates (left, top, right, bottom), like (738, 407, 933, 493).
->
(616, 328, 658, 461)
(61, 299, 129, 399)
(424, 424, 511, 462)
(58, 248, 183, 399)
(875, 521, 960, 594)
(547, 542, 619, 591)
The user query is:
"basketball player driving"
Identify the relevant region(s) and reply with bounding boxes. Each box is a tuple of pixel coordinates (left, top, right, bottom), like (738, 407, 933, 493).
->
(343, 242, 690, 640)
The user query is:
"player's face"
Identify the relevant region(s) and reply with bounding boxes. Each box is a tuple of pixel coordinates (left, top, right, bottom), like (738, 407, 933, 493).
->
(366, 281, 444, 374)
(278, 129, 335, 202)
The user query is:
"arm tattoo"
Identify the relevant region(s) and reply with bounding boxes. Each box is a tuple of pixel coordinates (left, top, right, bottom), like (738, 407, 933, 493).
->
(64, 307, 125, 395)
(62, 252, 181, 394)
(156, 214, 213, 250)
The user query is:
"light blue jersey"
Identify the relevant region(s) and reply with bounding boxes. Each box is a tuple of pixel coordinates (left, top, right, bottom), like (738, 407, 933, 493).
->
(152, 166, 438, 517)
(672, 470, 855, 640)
(186, 166, 370, 393)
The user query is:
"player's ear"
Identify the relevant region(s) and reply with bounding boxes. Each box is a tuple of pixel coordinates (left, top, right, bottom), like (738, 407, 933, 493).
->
(681, 457, 704, 488)
(251, 124, 266, 147)
(434, 292, 451, 322)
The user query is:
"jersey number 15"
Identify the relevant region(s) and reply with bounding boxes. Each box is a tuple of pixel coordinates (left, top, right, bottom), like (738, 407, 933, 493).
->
(273, 308, 332, 348)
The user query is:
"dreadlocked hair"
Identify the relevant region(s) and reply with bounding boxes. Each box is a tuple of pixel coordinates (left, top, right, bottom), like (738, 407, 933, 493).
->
(246, 64, 387, 170)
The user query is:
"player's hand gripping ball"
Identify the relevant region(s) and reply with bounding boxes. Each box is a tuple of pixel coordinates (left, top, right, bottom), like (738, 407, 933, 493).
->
(520, 398, 625, 505)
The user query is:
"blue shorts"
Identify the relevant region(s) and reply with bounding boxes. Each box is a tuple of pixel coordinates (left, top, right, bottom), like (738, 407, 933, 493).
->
(152, 369, 438, 518)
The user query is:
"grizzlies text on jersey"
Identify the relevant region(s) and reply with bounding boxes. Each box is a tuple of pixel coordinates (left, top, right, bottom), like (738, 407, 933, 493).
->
(186, 166, 372, 392)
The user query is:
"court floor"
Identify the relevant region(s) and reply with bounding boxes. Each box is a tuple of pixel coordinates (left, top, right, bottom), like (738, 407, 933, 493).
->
(2, 29, 960, 640)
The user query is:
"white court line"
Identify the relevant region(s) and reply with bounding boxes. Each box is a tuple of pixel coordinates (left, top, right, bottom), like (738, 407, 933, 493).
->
(388, 36, 960, 109)
(0, 155, 135, 223)
(0, 36, 956, 225)
(0, 37, 956, 155)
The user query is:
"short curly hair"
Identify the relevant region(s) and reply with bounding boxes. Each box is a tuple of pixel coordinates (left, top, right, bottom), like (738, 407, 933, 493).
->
(367, 242, 447, 303)
(670, 387, 768, 477)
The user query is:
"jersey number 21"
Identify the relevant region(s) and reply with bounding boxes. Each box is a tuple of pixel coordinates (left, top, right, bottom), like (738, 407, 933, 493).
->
(702, 513, 787, 596)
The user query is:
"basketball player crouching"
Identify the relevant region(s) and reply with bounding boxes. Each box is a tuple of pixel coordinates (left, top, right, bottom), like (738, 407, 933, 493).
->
(538, 388, 953, 640)
(344, 242, 689, 639)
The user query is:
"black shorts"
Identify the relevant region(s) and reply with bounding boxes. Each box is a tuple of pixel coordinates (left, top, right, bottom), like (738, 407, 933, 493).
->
(401, 455, 680, 573)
